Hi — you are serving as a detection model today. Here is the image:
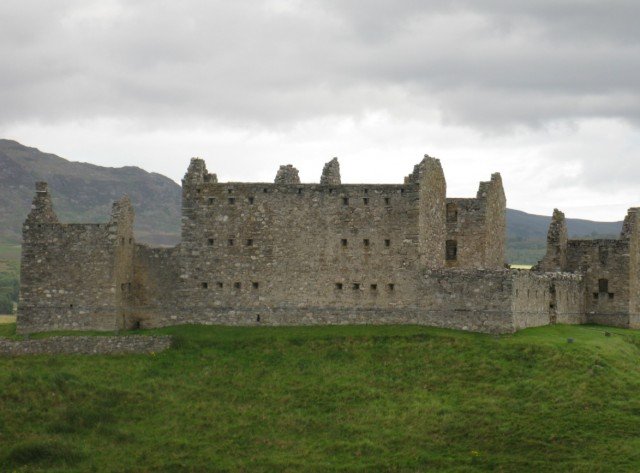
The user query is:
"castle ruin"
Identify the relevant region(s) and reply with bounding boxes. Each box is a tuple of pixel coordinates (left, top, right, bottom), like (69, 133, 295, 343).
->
(17, 156, 640, 334)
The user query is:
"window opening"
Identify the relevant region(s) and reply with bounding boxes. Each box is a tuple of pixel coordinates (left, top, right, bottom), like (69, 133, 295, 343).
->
(446, 240, 458, 261)
(598, 278, 609, 293)
(446, 203, 458, 223)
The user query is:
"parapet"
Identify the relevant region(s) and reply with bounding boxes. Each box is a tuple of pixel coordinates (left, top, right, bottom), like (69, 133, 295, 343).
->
(274, 165, 301, 184)
(320, 158, 341, 185)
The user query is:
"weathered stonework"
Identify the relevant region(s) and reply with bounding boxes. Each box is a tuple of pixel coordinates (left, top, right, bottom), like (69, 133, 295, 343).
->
(16, 155, 639, 335)
(0, 335, 172, 356)
(320, 158, 341, 185)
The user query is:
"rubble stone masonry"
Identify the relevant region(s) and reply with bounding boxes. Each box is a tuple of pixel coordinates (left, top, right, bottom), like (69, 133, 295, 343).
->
(16, 155, 639, 335)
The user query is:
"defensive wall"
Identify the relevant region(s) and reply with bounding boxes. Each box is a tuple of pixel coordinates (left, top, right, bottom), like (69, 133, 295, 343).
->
(15, 155, 639, 335)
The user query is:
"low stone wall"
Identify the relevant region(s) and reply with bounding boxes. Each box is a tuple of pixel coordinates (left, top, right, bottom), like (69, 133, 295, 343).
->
(0, 335, 172, 356)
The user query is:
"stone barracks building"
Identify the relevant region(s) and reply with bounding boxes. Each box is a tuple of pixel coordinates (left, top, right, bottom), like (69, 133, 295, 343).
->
(16, 156, 640, 334)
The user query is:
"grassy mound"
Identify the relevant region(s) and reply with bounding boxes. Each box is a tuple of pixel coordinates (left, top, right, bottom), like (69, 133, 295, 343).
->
(1, 323, 640, 471)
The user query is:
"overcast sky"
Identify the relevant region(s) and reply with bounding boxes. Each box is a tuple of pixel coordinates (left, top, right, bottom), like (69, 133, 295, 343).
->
(2, 0, 639, 220)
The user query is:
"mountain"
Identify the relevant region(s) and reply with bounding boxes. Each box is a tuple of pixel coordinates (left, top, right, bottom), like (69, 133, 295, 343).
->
(0, 139, 626, 256)
(0, 139, 181, 245)
(507, 208, 622, 241)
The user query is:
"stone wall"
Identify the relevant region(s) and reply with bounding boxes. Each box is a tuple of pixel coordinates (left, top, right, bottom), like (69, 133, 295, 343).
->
(566, 239, 630, 327)
(178, 158, 423, 315)
(511, 271, 552, 330)
(536, 209, 568, 272)
(22, 156, 589, 336)
(416, 156, 447, 268)
(482, 173, 507, 269)
(445, 198, 486, 269)
(0, 335, 172, 356)
(624, 209, 640, 328)
(444, 173, 506, 270)
(141, 269, 519, 334)
(17, 185, 134, 334)
(131, 244, 180, 328)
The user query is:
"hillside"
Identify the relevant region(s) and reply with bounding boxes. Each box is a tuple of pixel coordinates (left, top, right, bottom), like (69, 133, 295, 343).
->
(0, 140, 181, 245)
(1, 323, 640, 471)
(507, 208, 622, 241)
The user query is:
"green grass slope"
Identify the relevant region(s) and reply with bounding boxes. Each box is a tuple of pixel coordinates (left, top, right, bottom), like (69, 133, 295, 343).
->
(2, 324, 640, 472)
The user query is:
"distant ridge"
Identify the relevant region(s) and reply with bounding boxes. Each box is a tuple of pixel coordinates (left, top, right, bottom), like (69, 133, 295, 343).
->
(507, 208, 622, 241)
(0, 139, 624, 253)
(0, 139, 181, 245)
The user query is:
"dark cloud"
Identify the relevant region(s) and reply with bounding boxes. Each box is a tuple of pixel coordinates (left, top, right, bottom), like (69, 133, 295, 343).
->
(1, 0, 640, 130)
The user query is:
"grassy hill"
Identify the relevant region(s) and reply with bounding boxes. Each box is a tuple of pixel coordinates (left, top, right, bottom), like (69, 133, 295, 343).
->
(1, 323, 640, 471)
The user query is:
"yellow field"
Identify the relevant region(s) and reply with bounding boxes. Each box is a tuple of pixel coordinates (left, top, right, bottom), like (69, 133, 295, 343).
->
(0, 315, 16, 324)
(510, 264, 533, 270)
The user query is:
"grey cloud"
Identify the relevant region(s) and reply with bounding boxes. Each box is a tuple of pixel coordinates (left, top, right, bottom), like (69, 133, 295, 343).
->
(1, 0, 640, 130)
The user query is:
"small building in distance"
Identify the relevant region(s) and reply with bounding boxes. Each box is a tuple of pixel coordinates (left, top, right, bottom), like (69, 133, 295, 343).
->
(16, 156, 640, 334)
